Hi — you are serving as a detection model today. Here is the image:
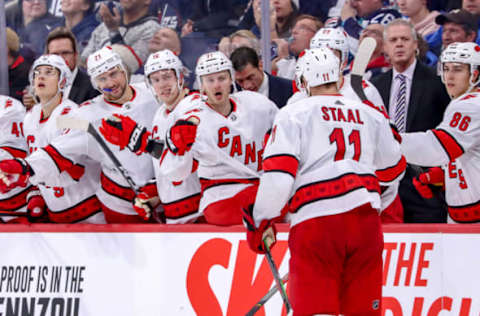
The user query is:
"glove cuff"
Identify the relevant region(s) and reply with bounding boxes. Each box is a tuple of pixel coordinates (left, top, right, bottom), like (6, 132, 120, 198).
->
(127, 125, 149, 153)
(26, 188, 41, 202)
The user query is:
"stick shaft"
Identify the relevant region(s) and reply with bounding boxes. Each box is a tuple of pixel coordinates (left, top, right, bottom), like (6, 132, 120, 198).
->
(245, 273, 289, 316)
(263, 242, 291, 313)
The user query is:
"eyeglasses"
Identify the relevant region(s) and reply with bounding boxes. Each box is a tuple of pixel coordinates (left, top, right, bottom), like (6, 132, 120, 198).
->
(33, 68, 59, 77)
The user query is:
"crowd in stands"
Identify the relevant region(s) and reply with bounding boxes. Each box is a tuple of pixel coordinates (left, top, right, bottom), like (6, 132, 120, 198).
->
(2, 0, 480, 224)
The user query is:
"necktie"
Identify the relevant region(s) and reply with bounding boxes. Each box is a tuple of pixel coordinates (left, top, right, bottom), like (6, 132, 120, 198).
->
(394, 74, 407, 133)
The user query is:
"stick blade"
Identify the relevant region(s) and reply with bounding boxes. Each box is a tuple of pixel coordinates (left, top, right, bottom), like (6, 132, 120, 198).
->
(56, 116, 90, 131)
(351, 37, 376, 76)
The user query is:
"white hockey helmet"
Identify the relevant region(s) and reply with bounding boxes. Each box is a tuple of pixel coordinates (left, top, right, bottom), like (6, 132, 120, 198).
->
(87, 46, 126, 90)
(29, 54, 72, 93)
(441, 42, 480, 90)
(296, 47, 340, 92)
(145, 49, 184, 82)
(195, 51, 234, 85)
(310, 27, 349, 69)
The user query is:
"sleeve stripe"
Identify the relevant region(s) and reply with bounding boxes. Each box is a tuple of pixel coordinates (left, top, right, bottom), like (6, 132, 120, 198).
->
(0, 146, 27, 159)
(263, 154, 299, 178)
(43, 145, 85, 181)
(376, 156, 406, 183)
(432, 129, 464, 161)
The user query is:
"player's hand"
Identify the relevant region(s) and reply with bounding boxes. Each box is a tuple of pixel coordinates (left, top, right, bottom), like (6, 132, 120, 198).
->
(166, 119, 198, 155)
(242, 204, 277, 254)
(100, 114, 150, 154)
(0, 159, 32, 193)
(133, 182, 160, 221)
(26, 189, 48, 223)
(413, 167, 444, 199)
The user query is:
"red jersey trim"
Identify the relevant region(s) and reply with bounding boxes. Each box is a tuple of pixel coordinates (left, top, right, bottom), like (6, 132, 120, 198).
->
(0, 146, 27, 159)
(362, 99, 389, 118)
(432, 129, 465, 161)
(0, 186, 33, 212)
(263, 154, 299, 178)
(47, 195, 102, 223)
(448, 199, 480, 223)
(375, 156, 406, 183)
(199, 177, 259, 192)
(43, 145, 85, 181)
(163, 193, 201, 219)
(100, 172, 135, 202)
(289, 173, 380, 213)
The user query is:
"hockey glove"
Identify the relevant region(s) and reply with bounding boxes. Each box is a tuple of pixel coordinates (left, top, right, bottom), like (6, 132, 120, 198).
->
(133, 181, 160, 221)
(26, 188, 48, 223)
(100, 114, 151, 154)
(0, 158, 33, 193)
(242, 204, 277, 254)
(413, 167, 444, 199)
(166, 119, 197, 155)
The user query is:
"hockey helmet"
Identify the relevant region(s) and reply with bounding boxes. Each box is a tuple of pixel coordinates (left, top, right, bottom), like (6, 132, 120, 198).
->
(195, 51, 234, 83)
(296, 47, 340, 91)
(310, 27, 349, 69)
(29, 54, 72, 94)
(87, 46, 126, 90)
(441, 42, 480, 90)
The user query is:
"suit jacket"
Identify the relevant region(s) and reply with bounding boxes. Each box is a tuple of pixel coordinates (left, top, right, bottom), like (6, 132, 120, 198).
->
(266, 73, 293, 109)
(372, 60, 450, 223)
(69, 70, 100, 105)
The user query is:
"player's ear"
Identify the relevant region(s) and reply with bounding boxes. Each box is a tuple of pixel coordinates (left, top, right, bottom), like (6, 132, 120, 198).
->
(473, 68, 480, 82)
(59, 77, 67, 90)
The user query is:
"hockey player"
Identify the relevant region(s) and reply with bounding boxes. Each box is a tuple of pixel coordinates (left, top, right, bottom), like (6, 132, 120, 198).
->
(0, 55, 105, 223)
(0, 96, 32, 223)
(99, 49, 202, 223)
(401, 42, 480, 223)
(158, 51, 278, 226)
(289, 27, 403, 223)
(0, 47, 158, 223)
(243, 48, 406, 315)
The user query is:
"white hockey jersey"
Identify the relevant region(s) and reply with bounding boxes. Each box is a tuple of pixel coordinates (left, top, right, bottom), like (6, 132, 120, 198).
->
(28, 84, 158, 218)
(401, 92, 480, 223)
(253, 94, 406, 228)
(287, 75, 398, 211)
(151, 94, 202, 224)
(160, 91, 278, 214)
(24, 99, 105, 223)
(0, 96, 31, 222)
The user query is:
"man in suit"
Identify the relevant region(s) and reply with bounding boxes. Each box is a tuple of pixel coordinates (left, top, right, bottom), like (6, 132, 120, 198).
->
(230, 46, 293, 108)
(45, 27, 99, 104)
(372, 19, 450, 223)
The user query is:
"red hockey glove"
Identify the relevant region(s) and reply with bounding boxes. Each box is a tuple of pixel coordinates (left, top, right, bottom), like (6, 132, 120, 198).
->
(166, 119, 197, 155)
(413, 167, 444, 199)
(0, 158, 32, 193)
(133, 181, 160, 221)
(242, 204, 277, 254)
(99, 114, 151, 154)
(26, 188, 48, 223)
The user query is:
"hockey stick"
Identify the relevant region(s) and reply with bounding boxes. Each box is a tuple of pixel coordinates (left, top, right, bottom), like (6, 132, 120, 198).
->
(350, 37, 376, 102)
(56, 116, 165, 223)
(245, 273, 289, 316)
(263, 234, 291, 314)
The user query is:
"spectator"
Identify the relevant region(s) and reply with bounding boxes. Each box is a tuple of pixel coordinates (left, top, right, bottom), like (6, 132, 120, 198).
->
(150, 0, 188, 32)
(437, 10, 478, 48)
(428, 9, 478, 58)
(274, 14, 322, 79)
(463, 0, 480, 15)
(181, 0, 236, 39)
(231, 46, 293, 108)
(148, 27, 182, 55)
(218, 29, 262, 58)
(46, 27, 100, 104)
(6, 27, 32, 102)
(339, 0, 401, 54)
(6, 0, 62, 57)
(371, 19, 450, 223)
(59, 0, 99, 53)
(397, 0, 441, 39)
(81, 0, 161, 65)
(252, 0, 299, 40)
(359, 23, 390, 80)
